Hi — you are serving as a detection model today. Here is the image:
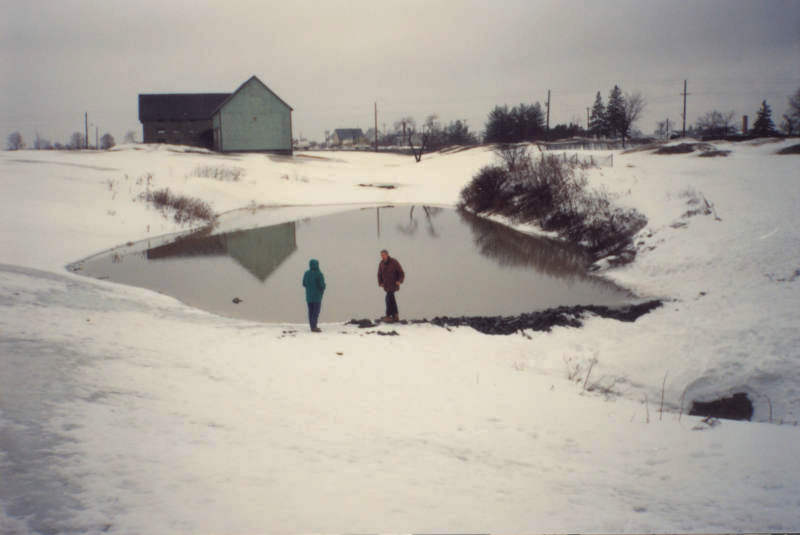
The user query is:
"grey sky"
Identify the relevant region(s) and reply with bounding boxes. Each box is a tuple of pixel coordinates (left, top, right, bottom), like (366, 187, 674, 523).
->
(2, 0, 799, 144)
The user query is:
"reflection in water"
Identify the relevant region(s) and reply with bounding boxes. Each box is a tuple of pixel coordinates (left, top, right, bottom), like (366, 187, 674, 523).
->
(458, 209, 588, 279)
(73, 206, 634, 322)
(146, 222, 297, 282)
(396, 206, 443, 237)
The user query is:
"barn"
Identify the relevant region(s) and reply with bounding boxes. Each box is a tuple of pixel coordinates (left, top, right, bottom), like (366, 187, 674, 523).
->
(138, 76, 293, 154)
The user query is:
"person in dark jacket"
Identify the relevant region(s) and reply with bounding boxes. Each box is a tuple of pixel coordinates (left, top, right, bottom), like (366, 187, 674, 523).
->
(302, 258, 326, 332)
(377, 249, 404, 322)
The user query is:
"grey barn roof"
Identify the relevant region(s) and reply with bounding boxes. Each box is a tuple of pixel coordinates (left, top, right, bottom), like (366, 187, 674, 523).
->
(138, 93, 230, 122)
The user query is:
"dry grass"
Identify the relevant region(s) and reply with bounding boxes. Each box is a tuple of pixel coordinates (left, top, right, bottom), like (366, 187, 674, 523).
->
(190, 165, 244, 182)
(140, 188, 215, 224)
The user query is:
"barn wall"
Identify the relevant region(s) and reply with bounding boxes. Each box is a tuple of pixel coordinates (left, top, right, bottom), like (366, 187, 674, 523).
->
(215, 79, 292, 153)
(142, 120, 214, 148)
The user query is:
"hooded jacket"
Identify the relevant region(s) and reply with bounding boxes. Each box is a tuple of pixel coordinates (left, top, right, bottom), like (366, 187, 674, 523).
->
(302, 259, 326, 303)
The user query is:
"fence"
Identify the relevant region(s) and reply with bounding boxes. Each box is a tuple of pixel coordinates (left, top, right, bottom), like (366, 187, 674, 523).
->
(547, 151, 614, 168)
(538, 136, 655, 152)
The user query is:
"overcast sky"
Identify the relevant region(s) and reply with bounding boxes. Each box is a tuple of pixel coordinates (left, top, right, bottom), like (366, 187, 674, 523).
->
(2, 0, 799, 144)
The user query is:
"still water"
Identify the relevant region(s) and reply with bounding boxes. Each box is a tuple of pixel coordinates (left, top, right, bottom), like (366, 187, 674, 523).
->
(72, 205, 635, 323)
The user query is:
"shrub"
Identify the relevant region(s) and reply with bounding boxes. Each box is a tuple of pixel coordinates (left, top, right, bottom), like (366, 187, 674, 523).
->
(459, 150, 646, 261)
(459, 165, 511, 213)
(140, 188, 214, 224)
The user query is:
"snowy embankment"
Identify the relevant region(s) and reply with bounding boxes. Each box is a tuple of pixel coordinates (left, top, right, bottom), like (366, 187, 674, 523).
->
(1, 141, 799, 533)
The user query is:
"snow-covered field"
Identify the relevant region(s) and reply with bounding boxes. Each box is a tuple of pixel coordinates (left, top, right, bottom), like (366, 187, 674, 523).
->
(1, 141, 799, 533)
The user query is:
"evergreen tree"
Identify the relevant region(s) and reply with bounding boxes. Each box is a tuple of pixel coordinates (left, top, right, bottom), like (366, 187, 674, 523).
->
(485, 103, 545, 143)
(510, 102, 545, 141)
(443, 120, 478, 145)
(485, 105, 513, 143)
(606, 85, 625, 139)
(751, 100, 778, 136)
(588, 91, 606, 137)
(100, 133, 116, 150)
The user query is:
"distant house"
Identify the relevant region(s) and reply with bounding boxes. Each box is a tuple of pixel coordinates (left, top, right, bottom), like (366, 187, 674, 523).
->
(330, 128, 365, 146)
(139, 75, 293, 154)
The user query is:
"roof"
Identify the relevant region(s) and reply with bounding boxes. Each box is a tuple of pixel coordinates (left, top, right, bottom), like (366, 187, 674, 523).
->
(333, 128, 364, 138)
(211, 75, 293, 115)
(138, 93, 230, 122)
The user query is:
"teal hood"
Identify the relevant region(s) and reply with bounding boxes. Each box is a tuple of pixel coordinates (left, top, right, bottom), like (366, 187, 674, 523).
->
(303, 259, 325, 303)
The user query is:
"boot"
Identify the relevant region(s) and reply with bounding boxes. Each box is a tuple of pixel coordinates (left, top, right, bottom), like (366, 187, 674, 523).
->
(382, 315, 394, 323)
(392, 314, 399, 322)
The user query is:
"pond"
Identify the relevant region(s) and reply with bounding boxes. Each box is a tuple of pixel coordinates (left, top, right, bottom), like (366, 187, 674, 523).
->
(70, 205, 636, 323)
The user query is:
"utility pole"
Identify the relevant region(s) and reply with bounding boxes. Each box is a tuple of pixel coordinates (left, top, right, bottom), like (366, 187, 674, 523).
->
(681, 80, 689, 137)
(586, 107, 590, 130)
(95, 126, 98, 150)
(545, 89, 551, 132)
(374, 101, 378, 152)
(665, 118, 670, 139)
(84, 112, 88, 149)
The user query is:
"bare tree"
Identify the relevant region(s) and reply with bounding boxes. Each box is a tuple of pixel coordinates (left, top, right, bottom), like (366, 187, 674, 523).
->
(781, 114, 797, 136)
(7, 131, 25, 150)
(123, 130, 137, 144)
(789, 87, 800, 121)
(407, 126, 427, 162)
(393, 116, 416, 145)
(33, 132, 52, 150)
(781, 88, 800, 135)
(68, 132, 85, 150)
(620, 92, 645, 147)
(406, 114, 444, 162)
(654, 119, 676, 140)
(696, 110, 736, 138)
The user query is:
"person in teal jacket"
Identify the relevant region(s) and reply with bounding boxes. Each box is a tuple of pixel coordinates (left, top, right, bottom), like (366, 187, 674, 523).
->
(302, 259, 326, 332)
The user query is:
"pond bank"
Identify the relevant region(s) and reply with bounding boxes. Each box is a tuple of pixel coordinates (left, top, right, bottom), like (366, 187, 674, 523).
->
(348, 299, 663, 335)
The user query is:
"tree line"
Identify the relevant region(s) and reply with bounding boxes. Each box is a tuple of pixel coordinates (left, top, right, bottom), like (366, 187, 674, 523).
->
(6, 130, 138, 151)
(656, 89, 800, 139)
(7, 86, 800, 152)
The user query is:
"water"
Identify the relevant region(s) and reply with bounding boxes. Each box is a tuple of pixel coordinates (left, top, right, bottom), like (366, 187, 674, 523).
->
(71, 205, 635, 323)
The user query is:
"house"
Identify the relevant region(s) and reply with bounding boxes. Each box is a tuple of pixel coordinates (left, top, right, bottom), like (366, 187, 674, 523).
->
(330, 128, 365, 146)
(139, 75, 293, 154)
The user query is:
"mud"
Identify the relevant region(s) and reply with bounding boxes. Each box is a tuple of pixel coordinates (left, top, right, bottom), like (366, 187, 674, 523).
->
(347, 299, 662, 335)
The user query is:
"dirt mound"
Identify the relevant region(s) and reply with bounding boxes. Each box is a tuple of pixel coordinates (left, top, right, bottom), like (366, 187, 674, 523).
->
(698, 149, 731, 158)
(347, 300, 662, 335)
(777, 143, 800, 155)
(654, 143, 715, 154)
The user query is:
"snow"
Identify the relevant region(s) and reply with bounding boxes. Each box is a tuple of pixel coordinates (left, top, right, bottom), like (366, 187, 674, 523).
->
(1, 141, 799, 533)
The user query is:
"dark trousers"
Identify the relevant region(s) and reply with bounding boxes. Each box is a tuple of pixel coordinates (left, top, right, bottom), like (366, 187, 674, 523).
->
(307, 301, 321, 329)
(385, 291, 398, 316)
